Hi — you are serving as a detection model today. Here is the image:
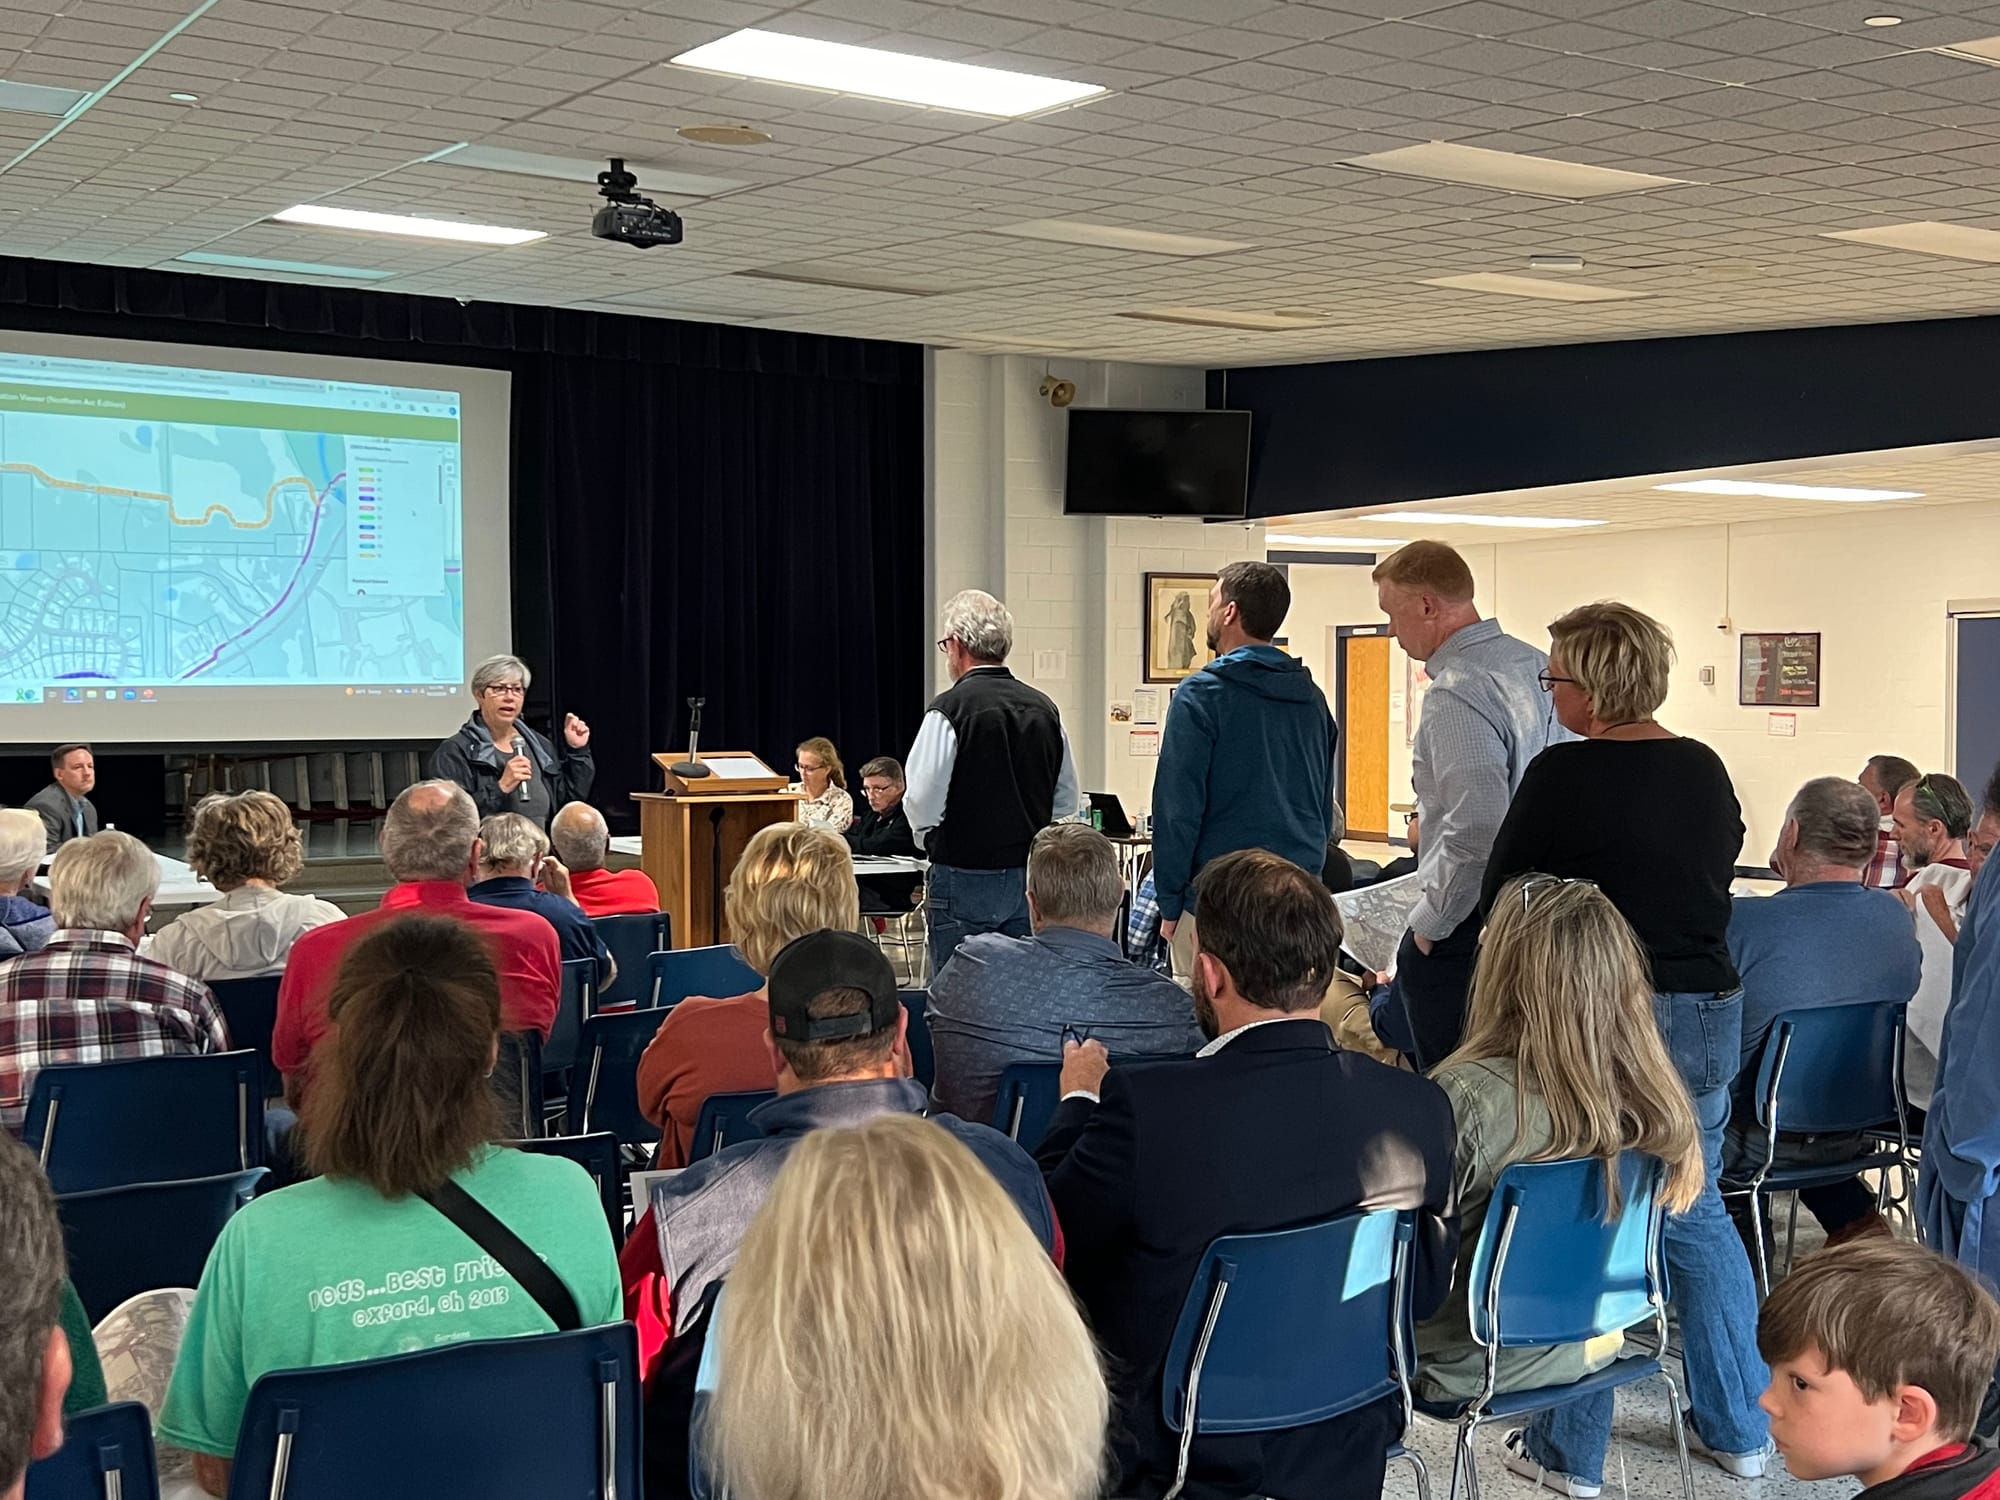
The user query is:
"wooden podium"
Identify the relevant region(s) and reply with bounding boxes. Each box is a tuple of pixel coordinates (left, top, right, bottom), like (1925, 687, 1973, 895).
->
(634, 753, 801, 950)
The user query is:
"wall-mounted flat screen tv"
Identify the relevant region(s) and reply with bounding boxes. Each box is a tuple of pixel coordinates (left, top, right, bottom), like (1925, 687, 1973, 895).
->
(1063, 408, 1250, 518)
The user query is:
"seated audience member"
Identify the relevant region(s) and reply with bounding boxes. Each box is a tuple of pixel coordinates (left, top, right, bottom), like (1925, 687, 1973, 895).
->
(844, 756, 921, 913)
(160, 917, 620, 1497)
(702, 1115, 1106, 1500)
(636, 823, 857, 1167)
(1757, 1239, 2000, 1498)
(1896, 774, 1975, 1110)
(1421, 875, 1702, 1408)
(148, 790, 344, 981)
(273, 781, 559, 1098)
(468, 812, 614, 986)
(0, 809, 54, 959)
(789, 737, 853, 833)
(1038, 848, 1456, 1500)
(1861, 754, 1922, 890)
(0, 1132, 72, 1497)
(550, 800, 660, 918)
(27, 743, 99, 852)
(1380, 809, 1420, 882)
(929, 824, 1204, 1124)
(0, 831, 227, 1133)
(1724, 778, 1920, 1244)
(630, 932, 1058, 1498)
(1321, 801, 1355, 894)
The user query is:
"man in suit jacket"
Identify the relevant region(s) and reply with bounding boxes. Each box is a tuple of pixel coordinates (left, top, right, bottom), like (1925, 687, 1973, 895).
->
(1039, 848, 1458, 1500)
(26, 744, 99, 852)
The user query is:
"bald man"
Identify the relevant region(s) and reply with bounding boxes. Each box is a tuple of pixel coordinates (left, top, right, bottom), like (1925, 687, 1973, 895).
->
(550, 801, 661, 918)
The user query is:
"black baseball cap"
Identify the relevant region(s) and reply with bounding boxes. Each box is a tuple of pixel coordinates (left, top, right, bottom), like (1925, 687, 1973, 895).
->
(767, 930, 901, 1042)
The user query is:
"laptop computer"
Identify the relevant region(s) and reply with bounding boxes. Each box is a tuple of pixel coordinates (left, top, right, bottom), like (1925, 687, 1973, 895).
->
(1087, 791, 1135, 838)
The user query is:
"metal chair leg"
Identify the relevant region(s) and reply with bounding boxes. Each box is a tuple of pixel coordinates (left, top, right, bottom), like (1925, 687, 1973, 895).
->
(1459, 1418, 1483, 1500)
(1750, 1190, 1772, 1297)
(1399, 1445, 1433, 1500)
(1783, 1191, 1802, 1279)
(1661, 1370, 1696, 1500)
(1443, 1420, 1467, 1500)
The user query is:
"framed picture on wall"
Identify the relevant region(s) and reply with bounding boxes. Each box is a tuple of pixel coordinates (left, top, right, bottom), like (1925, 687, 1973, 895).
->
(1144, 573, 1218, 683)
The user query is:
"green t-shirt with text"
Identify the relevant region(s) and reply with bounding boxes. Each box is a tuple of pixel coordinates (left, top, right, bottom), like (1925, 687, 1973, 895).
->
(158, 1146, 621, 1457)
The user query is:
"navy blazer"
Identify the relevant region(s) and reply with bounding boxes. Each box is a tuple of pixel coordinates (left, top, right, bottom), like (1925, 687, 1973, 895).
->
(1039, 1017, 1458, 1500)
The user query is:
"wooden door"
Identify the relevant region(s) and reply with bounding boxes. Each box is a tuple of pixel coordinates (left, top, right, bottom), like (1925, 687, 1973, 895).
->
(1341, 632, 1391, 839)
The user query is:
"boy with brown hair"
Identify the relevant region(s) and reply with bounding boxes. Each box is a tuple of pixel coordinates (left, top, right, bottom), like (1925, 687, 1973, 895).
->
(1758, 1239, 2000, 1497)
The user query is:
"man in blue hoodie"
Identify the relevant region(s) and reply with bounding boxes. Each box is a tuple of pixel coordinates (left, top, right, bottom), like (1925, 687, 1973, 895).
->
(1154, 561, 1338, 981)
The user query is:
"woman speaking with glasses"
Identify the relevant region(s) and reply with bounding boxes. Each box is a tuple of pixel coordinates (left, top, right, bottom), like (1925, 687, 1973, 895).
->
(1478, 601, 1769, 1497)
(429, 653, 594, 829)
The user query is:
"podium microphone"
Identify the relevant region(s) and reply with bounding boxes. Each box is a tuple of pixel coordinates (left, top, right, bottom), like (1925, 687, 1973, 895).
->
(670, 696, 712, 780)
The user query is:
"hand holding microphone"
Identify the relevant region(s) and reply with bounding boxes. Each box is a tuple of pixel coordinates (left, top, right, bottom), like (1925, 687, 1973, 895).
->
(500, 754, 535, 797)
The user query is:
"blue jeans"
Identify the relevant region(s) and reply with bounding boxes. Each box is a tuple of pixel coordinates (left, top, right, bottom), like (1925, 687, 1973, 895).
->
(1524, 990, 1769, 1485)
(926, 863, 1030, 981)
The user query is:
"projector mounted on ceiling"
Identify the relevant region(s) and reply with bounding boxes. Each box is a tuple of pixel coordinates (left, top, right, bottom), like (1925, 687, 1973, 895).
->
(592, 158, 684, 249)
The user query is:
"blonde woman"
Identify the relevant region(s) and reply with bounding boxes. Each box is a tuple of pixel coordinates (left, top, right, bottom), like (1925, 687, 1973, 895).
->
(149, 791, 345, 981)
(790, 737, 853, 832)
(1481, 602, 1768, 1492)
(635, 823, 859, 1167)
(1418, 874, 1701, 1416)
(703, 1113, 1107, 1500)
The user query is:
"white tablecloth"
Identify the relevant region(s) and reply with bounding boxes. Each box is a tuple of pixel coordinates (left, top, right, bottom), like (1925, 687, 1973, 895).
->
(35, 852, 222, 909)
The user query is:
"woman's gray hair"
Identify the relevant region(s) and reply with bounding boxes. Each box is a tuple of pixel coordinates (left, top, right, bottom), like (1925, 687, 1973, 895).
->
(48, 830, 160, 932)
(478, 812, 549, 871)
(941, 590, 1014, 663)
(470, 653, 532, 696)
(0, 810, 44, 887)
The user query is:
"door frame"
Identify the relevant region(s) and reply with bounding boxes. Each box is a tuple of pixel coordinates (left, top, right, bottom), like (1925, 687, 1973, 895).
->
(1947, 598, 2000, 782)
(1333, 623, 1393, 840)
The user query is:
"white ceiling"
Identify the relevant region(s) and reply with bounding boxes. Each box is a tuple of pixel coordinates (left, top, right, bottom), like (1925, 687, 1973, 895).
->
(19, 0, 2000, 363)
(1265, 439, 2000, 537)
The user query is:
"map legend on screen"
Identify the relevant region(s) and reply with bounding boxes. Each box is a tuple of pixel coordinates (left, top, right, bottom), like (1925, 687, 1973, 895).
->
(343, 439, 449, 599)
(355, 464, 380, 565)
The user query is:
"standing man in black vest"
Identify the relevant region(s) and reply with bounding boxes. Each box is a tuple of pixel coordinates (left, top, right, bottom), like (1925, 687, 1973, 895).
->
(906, 589, 1080, 981)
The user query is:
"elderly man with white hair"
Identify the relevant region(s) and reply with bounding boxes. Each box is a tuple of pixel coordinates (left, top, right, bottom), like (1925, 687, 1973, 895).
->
(469, 811, 614, 985)
(429, 652, 594, 828)
(0, 810, 53, 959)
(906, 589, 1081, 979)
(0, 830, 227, 1132)
(550, 801, 660, 917)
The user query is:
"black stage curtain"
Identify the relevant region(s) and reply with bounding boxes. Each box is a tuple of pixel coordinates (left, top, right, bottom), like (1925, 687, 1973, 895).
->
(0, 257, 926, 829)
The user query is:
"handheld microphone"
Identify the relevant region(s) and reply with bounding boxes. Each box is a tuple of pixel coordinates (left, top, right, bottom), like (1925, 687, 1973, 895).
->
(670, 696, 712, 780)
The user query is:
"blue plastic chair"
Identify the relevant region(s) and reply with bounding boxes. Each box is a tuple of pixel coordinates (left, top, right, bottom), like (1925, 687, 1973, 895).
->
(648, 945, 761, 1010)
(564, 1009, 665, 1146)
(902, 989, 934, 1090)
(593, 912, 672, 1009)
(25, 1401, 159, 1500)
(21, 1051, 264, 1194)
(225, 1325, 641, 1500)
(513, 1132, 624, 1238)
(1412, 1154, 1691, 1500)
(991, 1061, 1062, 1146)
(494, 1030, 546, 1140)
(58, 1167, 268, 1323)
(690, 1090, 774, 1161)
(210, 974, 284, 1098)
(1159, 1208, 1428, 1500)
(546, 958, 598, 1077)
(1720, 1000, 1911, 1293)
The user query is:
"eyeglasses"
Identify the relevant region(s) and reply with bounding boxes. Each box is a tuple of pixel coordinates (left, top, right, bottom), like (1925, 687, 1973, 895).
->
(936, 636, 954, 654)
(1515, 872, 1598, 911)
(1536, 669, 1575, 693)
(482, 683, 525, 698)
(796, 762, 825, 776)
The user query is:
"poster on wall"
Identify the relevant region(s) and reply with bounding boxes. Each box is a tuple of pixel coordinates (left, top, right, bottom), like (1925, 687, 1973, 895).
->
(1739, 632, 1821, 708)
(1144, 573, 1218, 683)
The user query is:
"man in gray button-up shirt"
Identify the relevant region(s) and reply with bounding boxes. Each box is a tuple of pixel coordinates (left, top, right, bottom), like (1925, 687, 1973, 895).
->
(1373, 542, 1565, 1066)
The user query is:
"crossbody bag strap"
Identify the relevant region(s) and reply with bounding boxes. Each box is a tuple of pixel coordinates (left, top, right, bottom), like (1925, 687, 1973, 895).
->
(417, 1178, 581, 1332)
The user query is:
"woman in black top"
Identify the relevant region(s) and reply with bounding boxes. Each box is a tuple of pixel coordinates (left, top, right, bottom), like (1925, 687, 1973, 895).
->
(1486, 603, 1772, 1494)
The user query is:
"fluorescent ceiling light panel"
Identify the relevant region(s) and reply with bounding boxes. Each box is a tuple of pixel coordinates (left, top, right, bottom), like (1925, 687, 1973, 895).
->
(0, 80, 87, 116)
(734, 266, 957, 296)
(1346, 142, 1686, 200)
(1823, 220, 2000, 263)
(1000, 220, 1252, 257)
(175, 251, 394, 280)
(1937, 36, 2000, 64)
(1656, 479, 1923, 502)
(271, 204, 545, 246)
(431, 144, 745, 199)
(670, 28, 1104, 117)
(1120, 307, 1326, 331)
(1423, 272, 1647, 302)
(1267, 534, 1409, 547)
(1369, 512, 1606, 529)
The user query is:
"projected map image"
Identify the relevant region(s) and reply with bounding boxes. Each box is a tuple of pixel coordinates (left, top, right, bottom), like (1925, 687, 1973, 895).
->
(0, 354, 464, 692)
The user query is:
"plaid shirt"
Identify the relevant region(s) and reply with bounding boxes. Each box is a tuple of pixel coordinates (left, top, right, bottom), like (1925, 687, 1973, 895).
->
(1868, 820, 1912, 890)
(1125, 873, 1172, 975)
(0, 929, 228, 1133)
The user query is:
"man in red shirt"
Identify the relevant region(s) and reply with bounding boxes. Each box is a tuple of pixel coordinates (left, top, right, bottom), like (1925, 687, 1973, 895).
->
(274, 780, 559, 1096)
(551, 801, 660, 918)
